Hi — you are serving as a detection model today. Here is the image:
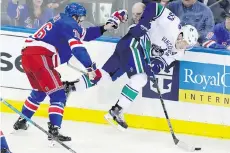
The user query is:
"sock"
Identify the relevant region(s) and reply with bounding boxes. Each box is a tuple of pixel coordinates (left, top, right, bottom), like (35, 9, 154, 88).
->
(49, 89, 66, 127)
(21, 90, 46, 118)
(117, 84, 139, 111)
(116, 73, 148, 111)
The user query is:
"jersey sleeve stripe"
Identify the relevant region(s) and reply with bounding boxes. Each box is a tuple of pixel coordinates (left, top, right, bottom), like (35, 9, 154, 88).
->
(153, 3, 165, 20)
(202, 40, 216, 48)
(68, 38, 84, 50)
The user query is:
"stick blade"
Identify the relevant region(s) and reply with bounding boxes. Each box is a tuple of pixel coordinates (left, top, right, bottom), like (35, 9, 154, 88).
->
(177, 140, 201, 152)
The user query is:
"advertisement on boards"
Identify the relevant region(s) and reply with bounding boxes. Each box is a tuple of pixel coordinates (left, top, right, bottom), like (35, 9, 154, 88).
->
(179, 61, 230, 107)
(142, 62, 179, 101)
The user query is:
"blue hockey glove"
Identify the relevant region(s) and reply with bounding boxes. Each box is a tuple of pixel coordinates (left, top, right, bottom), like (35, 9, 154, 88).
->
(86, 62, 102, 84)
(145, 57, 165, 76)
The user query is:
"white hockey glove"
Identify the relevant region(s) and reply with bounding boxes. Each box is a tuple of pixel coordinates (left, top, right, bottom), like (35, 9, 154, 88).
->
(106, 9, 128, 29)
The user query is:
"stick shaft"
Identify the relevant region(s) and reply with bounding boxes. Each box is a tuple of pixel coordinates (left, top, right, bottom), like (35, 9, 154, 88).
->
(0, 98, 77, 153)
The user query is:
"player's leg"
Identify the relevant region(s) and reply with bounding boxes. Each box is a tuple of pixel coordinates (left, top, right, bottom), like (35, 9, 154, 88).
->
(35, 55, 71, 141)
(13, 53, 47, 130)
(105, 38, 148, 129)
(65, 51, 124, 95)
(102, 51, 125, 81)
(0, 130, 12, 153)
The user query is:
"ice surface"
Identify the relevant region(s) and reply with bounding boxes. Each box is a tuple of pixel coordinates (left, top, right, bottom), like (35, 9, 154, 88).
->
(1, 113, 230, 153)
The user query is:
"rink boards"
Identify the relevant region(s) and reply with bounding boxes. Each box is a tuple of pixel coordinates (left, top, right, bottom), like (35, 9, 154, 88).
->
(1, 27, 230, 139)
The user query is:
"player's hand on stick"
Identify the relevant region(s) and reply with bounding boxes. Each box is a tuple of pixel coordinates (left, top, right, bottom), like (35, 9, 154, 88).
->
(105, 9, 128, 29)
(145, 57, 165, 76)
(86, 62, 102, 84)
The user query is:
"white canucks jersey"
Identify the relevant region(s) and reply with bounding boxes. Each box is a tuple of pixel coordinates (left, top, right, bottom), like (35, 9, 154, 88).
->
(140, 7, 183, 66)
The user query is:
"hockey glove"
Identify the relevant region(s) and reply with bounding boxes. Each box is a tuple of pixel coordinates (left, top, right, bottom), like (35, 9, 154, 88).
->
(106, 9, 128, 29)
(62, 80, 79, 97)
(145, 57, 165, 77)
(86, 62, 102, 84)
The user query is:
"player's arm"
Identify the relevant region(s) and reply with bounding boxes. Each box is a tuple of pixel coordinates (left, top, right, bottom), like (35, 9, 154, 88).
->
(202, 26, 226, 49)
(79, 26, 109, 42)
(63, 25, 102, 83)
(128, 2, 163, 38)
(81, 10, 128, 41)
(68, 38, 93, 67)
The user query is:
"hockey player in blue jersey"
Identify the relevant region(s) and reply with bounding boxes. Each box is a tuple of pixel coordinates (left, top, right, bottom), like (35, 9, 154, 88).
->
(202, 11, 230, 50)
(0, 130, 12, 153)
(63, 2, 198, 130)
(13, 2, 128, 141)
(62, 2, 146, 94)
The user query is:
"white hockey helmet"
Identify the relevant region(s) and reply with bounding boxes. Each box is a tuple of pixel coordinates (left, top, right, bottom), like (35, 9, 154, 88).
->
(179, 25, 199, 47)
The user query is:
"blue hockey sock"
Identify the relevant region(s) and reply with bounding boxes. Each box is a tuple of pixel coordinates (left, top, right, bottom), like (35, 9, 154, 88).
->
(22, 90, 46, 118)
(48, 89, 66, 127)
(0, 131, 9, 150)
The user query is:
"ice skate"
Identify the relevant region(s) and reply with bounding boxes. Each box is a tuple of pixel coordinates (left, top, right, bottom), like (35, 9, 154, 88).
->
(13, 117, 29, 131)
(1, 148, 12, 153)
(104, 104, 128, 131)
(47, 122, 71, 143)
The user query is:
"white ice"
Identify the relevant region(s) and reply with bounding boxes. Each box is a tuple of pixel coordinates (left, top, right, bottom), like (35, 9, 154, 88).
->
(1, 113, 230, 153)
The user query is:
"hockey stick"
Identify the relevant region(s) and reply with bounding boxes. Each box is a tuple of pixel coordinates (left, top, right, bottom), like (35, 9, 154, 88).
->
(140, 39, 201, 151)
(0, 98, 77, 153)
(150, 77, 201, 152)
(0, 85, 32, 91)
(67, 62, 87, 75)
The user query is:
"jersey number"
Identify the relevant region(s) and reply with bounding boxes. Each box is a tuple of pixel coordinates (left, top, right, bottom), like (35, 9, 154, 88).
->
(167, 12, 175, 21)
(33, 22, 53, 39)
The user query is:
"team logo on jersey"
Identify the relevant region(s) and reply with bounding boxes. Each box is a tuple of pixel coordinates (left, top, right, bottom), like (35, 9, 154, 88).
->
(151, 44, 167, 57)
(206, 32, 214, 39)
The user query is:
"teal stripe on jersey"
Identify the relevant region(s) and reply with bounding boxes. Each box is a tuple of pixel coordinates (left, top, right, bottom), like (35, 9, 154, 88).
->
(130, 38, 144, 74)
(153, 3, 165, 20)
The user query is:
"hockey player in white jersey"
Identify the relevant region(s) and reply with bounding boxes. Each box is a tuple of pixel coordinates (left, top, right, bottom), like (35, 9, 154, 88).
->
(103, 2, 198, 129)
(64, 2, 199, 130)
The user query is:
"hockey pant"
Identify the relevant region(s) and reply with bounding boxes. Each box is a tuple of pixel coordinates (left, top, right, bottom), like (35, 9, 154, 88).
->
(72, 38, 148, 111)
(71, 49, 126, 92)
(115, 38, 148, 111)
(20, 47, 66, 127)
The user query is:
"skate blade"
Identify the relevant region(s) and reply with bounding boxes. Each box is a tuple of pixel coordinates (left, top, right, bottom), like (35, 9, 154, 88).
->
(104, 113, 126, 132)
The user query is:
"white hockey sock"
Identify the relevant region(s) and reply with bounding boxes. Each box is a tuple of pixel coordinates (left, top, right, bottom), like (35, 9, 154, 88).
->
(117, 84, 139, 110)
(117, 73, 148, 111)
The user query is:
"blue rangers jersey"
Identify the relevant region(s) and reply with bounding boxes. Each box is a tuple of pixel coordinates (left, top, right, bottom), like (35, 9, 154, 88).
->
(202, 22, 230, 49)
(24, 13, 104, 68)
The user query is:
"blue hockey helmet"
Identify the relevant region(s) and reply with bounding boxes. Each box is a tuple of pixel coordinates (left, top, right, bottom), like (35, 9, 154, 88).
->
(65, 3, 86, 17)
